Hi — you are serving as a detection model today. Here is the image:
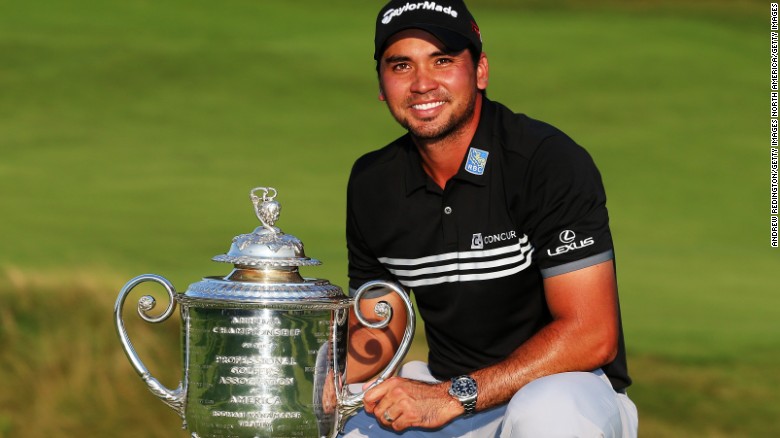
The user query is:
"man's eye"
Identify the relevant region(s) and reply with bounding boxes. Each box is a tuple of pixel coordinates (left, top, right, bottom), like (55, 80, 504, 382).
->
(392, 63, 410, 71)
(435, 58, 453, 65)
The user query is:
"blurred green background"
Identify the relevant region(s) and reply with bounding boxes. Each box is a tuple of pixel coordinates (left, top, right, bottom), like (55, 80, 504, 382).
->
(0, 0, 775, 436)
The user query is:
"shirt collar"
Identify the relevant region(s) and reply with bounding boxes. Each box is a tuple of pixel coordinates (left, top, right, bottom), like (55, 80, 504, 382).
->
(451, 98, 496, 186)
(403, 97, 498, 195)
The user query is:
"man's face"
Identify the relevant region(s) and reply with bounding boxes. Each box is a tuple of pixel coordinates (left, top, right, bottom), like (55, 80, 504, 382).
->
(378, 29, 488, 142)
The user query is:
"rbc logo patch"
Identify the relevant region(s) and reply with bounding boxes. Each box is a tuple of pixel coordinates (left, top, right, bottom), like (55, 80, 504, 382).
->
(465, 147, 489, 175)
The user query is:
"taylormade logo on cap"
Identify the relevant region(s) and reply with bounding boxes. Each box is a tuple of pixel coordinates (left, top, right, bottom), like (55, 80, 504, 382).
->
(382, 2, 459, 25)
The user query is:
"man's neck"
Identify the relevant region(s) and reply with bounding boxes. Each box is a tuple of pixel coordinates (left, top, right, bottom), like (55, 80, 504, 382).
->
(414, 95, 484, 190)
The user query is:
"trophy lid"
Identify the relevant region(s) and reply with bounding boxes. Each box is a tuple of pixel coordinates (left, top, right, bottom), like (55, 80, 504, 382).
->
(212, 187, 321, 269)
(178, 186, 346, 308)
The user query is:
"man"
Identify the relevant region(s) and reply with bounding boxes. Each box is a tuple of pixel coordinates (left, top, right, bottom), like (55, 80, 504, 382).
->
(342, 0, 638, 436)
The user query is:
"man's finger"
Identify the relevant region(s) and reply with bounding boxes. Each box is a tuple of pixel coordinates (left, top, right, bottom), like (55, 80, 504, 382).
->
(362, 381, 392, 411)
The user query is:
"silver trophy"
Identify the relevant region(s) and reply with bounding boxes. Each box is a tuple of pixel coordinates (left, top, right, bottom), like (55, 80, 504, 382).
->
(114, 187, 415, 438)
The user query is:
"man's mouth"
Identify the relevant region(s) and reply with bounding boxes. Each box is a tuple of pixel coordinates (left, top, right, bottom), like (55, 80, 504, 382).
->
(411, 101, 445, 111)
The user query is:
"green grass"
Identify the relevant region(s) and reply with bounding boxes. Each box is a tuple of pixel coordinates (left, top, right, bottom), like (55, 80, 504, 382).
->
(0, 0, 776, 436)
(0, 268, 183, 437)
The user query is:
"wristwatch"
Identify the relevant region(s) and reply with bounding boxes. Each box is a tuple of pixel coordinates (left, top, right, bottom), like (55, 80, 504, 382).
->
(448, 375, 478, 415)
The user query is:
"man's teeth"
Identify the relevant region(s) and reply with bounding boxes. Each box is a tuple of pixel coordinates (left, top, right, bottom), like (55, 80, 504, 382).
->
(413, 101, 444, 110)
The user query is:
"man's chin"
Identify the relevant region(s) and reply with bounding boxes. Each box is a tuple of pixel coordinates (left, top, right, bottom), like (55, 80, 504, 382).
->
(406, 118, 465, 142)
(410, 129, 449, 141)
(401, 118, 449, 139)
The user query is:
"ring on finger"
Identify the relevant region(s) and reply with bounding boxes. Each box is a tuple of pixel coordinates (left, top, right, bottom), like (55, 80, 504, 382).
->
(383, 410, 394, 423)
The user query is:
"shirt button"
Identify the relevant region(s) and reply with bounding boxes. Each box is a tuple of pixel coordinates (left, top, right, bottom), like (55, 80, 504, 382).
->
(444, 206, 453, 215)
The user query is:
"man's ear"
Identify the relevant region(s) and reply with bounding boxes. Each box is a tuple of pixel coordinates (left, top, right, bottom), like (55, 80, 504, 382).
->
(476, 52, 489, 91)
(378, 87, 386, 101)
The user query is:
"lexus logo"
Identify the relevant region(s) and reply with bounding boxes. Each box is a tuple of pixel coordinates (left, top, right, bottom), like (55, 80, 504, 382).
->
(548, 230, 595, 257)
(559, 230, 576, 243)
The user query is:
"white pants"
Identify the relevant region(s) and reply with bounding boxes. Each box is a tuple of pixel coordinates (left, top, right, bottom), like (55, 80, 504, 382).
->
(340, 361, 638, 438)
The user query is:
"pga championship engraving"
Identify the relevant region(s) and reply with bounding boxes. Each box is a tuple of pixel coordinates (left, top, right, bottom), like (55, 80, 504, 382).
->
(114, 187, 415, 437)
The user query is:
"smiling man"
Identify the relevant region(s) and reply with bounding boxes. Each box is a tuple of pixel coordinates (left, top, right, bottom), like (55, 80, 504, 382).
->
(342, 1, 638, 436)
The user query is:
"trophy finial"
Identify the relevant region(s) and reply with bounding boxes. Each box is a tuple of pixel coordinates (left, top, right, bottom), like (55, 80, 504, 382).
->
(213, 186, 318, 267)
(250, 187, 281, 233)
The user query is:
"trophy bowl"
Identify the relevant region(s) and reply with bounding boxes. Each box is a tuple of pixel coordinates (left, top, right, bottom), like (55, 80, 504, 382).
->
(114, 187, 415, 438)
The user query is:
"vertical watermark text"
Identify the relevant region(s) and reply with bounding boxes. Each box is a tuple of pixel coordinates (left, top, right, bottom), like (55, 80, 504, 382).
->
(772, 148, 779, 214)
(772, 5, 778, 247)
(772, 148, 779, 222)
(773, 31, 779, 91)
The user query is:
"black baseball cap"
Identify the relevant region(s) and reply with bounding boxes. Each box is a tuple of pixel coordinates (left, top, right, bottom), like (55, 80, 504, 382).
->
(374, 0, 482, 60)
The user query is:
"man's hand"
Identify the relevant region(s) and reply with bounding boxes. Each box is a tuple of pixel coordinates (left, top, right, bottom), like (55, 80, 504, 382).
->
(362, 377, 464, 432)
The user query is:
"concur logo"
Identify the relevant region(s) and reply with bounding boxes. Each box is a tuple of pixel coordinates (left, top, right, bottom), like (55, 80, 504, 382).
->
(471, 233, 484, 249)
(472, 230, 516, 249)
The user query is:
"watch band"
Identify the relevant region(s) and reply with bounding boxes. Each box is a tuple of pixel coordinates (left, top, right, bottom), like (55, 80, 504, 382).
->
(461, 397, 477, 415)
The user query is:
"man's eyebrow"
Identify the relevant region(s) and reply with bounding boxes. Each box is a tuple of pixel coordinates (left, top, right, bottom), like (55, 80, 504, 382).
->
(383, 50, 458, 64)
(384, 55, 411, 64)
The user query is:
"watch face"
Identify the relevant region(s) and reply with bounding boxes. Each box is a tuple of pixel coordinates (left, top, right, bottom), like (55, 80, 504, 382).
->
(451, 376, 477, 397)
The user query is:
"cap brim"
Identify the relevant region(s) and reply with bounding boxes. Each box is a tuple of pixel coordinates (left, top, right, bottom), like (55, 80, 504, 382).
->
(374, 23, 472, 60)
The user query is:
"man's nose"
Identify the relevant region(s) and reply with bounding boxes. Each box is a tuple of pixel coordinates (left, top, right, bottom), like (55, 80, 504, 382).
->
(410, 67, 438, 94)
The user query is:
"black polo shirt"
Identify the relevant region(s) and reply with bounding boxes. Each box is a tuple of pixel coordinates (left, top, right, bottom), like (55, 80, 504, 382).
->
(346, 98, 630, 392)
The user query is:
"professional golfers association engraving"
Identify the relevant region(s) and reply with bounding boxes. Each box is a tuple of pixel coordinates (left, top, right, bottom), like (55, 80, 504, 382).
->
(114, 187, 415, 438)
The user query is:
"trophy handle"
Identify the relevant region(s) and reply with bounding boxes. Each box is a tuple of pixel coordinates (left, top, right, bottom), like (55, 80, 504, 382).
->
(335, 280, 416, 433)
(114, 274, 185, 418)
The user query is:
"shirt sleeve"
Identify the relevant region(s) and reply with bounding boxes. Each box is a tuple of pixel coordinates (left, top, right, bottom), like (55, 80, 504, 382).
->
(525, 135, 614, 278)
(346, 168, 393, 294)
